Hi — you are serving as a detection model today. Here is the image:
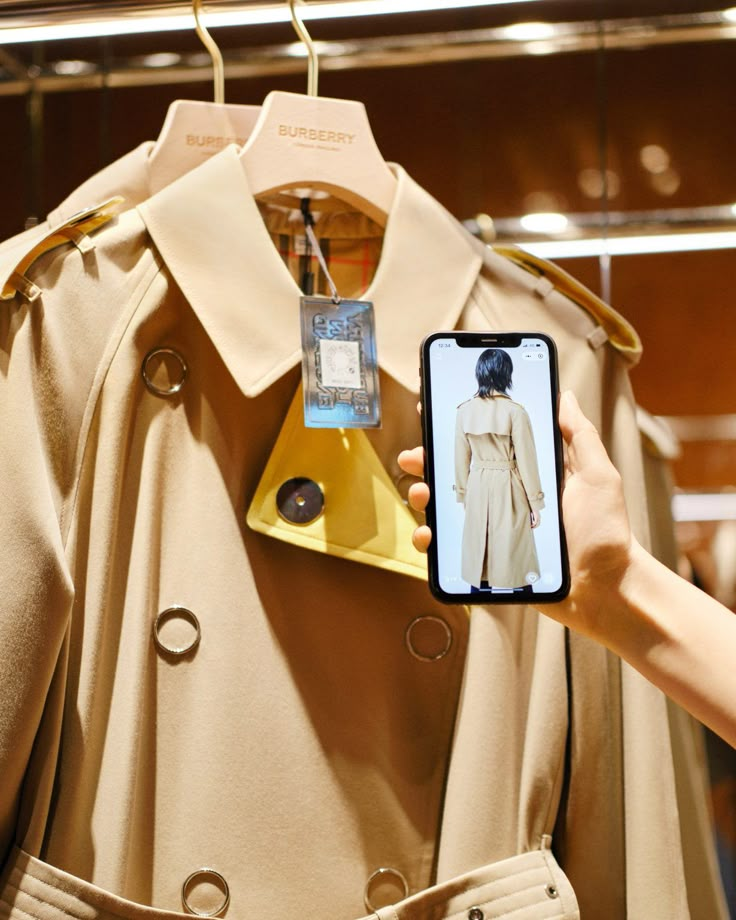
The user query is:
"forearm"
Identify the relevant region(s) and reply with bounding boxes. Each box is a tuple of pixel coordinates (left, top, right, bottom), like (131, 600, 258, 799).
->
(589, 540, 736, 747)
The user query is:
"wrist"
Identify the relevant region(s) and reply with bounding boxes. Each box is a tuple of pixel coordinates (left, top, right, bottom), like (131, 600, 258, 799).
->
(600, 538, 661, 655)
(552, 535, 640, 647)
(593, 538, 700, 672)
(612, 539, 691, 660)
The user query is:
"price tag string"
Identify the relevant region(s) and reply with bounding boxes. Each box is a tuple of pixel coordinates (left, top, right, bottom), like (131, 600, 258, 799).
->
(301, 198, 341, 305)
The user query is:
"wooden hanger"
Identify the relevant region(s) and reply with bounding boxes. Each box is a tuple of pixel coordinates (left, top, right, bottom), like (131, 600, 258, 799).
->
(239, 0, 397, 227)
(148, 0, 260, 194)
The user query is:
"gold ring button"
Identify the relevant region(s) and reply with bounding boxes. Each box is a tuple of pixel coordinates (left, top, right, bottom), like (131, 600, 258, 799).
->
(182, 868, 230, 917)
(405, 615, 453, 662)
(364, 867, 409, 912)
(153, 606, 201, 657)
(142, 346, 188, 397)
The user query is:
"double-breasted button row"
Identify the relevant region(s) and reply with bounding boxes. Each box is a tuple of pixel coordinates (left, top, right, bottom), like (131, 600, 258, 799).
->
(141, 343, 448, 915)
(153, 611, 452, 665)
(152, 612, 225, 914)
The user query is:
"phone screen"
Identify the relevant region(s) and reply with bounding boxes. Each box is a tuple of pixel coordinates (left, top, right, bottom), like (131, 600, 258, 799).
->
(420, 331, 569, 604)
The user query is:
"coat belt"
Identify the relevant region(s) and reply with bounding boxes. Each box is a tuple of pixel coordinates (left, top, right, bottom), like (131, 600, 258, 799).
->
(0, 844, 579, 920)
(471, 459, 517, 471)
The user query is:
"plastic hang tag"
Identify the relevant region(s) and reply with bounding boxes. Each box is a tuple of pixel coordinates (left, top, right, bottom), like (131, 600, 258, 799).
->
(300, 296, 381, 428)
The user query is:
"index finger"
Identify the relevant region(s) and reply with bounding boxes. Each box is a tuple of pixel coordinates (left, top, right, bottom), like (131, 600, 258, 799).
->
(398, 446, 425, 478)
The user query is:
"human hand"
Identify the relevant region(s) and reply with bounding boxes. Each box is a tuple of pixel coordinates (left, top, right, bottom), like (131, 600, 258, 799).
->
(397, 391, 637, 638)
(543, 390, 635, 635)
(530, 509, 541, 529)
(396, 446, 432, 553)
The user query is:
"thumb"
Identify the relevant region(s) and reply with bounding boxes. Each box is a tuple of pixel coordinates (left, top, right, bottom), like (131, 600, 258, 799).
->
(559, 390, 615, 477)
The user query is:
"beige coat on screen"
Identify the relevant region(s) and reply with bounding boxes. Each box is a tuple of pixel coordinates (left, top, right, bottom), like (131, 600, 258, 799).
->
(455, 395, 545, 587)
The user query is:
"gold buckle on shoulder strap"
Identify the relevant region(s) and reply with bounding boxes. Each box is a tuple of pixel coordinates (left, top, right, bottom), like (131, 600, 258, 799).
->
(1, 196, 124, 302)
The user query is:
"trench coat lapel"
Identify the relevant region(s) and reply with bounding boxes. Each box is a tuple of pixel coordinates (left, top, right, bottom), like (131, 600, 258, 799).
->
(138, 144, 483, 396)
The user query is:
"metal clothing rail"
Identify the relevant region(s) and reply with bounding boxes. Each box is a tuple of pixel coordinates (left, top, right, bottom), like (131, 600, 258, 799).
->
(0, 8, 735, 95)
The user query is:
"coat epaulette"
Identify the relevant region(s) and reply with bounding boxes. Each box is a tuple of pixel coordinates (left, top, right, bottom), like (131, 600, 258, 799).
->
(492, 245, 642, 364)
(0, 196, 124, 303)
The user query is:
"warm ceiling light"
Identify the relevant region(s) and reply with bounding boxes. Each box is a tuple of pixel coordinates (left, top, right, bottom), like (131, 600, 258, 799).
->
(519, 231, 736, 259)
(649, 168, 681, 196)
(51, 59, 96, 75)
(0, 0, 541, 45)
(639, 143, 670, 174)
(577, 167, 621, 200)
(139, 52, 183, 68)
(525, 40, 559, 56)
(519, 212, 570, 233)
(723, 7, 736, 22)
(501, 21, 558, 41)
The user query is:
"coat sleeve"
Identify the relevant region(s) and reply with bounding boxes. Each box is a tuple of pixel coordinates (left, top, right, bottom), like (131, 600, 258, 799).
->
(0, 297, 74, 865)
(557, 349, 695, 918)
(454, 408, 470, 503)
(0, 212, 154, 866)
(510, 407, 545, 512)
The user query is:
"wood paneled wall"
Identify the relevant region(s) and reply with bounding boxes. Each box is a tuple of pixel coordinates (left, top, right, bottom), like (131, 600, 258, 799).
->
(1, 5, 734, 491)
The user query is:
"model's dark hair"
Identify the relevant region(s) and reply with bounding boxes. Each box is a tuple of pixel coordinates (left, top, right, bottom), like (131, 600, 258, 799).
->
(475, 348, 513, 397)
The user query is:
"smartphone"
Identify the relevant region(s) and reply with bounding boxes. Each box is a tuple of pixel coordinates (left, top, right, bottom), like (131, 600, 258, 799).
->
(420, 331, 569, 604)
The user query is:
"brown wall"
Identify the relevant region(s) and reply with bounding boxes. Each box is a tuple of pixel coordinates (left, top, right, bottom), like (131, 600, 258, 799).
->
(1, 3, 734, 490)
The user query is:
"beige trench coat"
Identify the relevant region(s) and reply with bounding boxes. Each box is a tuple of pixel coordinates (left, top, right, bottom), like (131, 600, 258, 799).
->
(455, 395, 544, 587)
(0, 143, 723, 919)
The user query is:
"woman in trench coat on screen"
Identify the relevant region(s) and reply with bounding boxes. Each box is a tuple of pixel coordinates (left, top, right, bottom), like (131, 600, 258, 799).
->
(455, 348, 546, 589)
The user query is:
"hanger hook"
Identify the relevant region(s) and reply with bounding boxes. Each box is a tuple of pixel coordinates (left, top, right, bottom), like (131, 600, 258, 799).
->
(193, 0, 225, 104)
(288, 0, 319, 97)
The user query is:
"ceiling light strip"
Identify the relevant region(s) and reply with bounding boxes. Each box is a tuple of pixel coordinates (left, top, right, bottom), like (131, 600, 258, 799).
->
(0, 0, 540, 45)
(518, 231, 736, 259)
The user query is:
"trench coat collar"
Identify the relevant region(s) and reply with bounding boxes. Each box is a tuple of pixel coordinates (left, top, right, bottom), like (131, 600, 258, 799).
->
(138, 144, 482, 397)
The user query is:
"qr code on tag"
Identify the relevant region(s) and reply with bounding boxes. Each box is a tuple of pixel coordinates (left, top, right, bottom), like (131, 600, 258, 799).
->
(301, 297, 380, 427)
(318, 338, 361, 389)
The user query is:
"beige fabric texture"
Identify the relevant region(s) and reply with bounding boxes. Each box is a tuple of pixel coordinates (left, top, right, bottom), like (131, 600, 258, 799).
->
(0, 142, 724, 919)
(455, 394, 544, 587)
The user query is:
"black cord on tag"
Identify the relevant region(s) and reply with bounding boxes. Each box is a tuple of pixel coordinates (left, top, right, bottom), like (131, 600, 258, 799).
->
(300, 198, 315, 295)
(299, 198, 341, 304)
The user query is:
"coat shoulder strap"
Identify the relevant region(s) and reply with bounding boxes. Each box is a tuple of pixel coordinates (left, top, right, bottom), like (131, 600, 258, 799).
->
(492, 244, 642, 365)
(1, 196, 124, 303)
